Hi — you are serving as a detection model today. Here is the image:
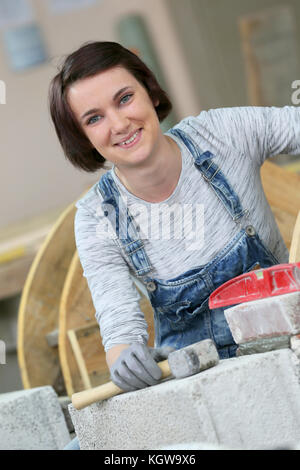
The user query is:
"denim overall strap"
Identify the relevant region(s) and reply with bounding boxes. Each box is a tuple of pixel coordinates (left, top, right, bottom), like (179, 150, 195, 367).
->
(169, 128, 249, 223)
(98, 171, 153, 277)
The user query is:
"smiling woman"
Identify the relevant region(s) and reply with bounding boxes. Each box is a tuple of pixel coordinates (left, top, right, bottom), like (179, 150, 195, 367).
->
(65, 65, 182, 202)
(48, 41, 172, 173)
(67, 67, 164, 174)
(48, 41, 300, 414)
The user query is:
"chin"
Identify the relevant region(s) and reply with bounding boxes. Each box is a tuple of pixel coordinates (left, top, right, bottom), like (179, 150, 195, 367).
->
(130, 153, 149, 166)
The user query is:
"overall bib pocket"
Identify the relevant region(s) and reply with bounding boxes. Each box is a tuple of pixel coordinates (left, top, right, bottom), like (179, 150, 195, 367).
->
(157, 298, 208, 331)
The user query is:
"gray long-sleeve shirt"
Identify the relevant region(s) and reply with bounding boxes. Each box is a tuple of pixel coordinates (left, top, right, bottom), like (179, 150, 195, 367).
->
(74, 106, 300, 351)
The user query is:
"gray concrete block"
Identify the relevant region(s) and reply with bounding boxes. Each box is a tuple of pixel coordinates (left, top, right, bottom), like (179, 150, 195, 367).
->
(69, 349, 300, 450)
(58, 396, 74, 433)
(0, 386, 71, 449)
(225, 291, 300, 344)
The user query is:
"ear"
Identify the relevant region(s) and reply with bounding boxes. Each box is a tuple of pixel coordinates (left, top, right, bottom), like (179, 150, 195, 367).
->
(154, 98, 160, 107)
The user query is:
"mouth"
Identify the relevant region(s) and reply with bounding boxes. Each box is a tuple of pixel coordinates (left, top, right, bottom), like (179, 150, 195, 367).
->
(115, 128, 142, 149)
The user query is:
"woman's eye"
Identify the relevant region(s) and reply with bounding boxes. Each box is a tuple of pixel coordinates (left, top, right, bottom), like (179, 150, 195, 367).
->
(85, 94, 132, 126)
(87, 115, 101, 125)
(120, 94, 132, 104)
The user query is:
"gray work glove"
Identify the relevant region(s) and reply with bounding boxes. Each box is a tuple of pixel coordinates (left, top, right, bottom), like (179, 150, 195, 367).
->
(110, 343, 175, 392)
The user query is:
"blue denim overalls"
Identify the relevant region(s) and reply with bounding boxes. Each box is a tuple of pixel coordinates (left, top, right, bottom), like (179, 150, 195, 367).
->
(98, 127, 280, 359)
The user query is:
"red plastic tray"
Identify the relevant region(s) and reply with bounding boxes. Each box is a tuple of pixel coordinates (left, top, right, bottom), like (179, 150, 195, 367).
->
(209, 262, 300, 309)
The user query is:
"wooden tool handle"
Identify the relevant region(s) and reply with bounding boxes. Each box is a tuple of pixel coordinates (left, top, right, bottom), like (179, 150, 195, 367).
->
(289, 210, 300, 263)
(71, 359, 171, 410)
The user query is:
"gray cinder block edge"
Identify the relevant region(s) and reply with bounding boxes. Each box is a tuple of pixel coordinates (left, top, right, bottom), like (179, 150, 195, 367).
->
(0, 386, 72, 450)
(69, 349, 300, 450)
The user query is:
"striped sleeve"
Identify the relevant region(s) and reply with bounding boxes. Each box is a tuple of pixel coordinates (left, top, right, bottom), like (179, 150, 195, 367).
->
(74, 205, 149, 352)
(203, 106, 300, 166)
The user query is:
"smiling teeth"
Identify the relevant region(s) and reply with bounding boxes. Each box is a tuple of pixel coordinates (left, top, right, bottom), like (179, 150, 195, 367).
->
(121, 130, 139, 145)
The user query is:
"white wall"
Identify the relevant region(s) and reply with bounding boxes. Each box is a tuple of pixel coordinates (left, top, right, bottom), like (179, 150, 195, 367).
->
(0, 0, 199, 229)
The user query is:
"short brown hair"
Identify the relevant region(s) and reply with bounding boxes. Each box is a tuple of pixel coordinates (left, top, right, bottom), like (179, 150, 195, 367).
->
(48, 41, 173, 172)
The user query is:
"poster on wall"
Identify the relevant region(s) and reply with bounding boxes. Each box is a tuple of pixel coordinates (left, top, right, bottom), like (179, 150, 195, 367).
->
(45, 0, 98, 15)
(3, 23, 48, 71)
(238, 5, 300, 107)
(239, 5, 300, 171)
(0, 0, 34, 30)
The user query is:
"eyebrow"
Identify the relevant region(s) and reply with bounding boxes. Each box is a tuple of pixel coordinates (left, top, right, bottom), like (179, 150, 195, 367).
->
(80, 86, 132, 122)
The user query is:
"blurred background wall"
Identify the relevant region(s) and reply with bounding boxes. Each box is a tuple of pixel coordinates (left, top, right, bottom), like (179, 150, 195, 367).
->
(0, 0, 299, 393)
(167, 0, 300, 110)
(0, 0, 198, 230)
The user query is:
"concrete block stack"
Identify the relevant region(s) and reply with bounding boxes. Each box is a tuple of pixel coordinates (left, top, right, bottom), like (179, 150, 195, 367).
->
(69, 348, 300, 450)
(1, 348, 300, 449)
(1, 289, 300, 450)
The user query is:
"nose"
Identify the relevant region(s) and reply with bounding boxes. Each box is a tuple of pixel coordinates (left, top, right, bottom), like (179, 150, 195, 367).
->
(108, 109, 130, 135)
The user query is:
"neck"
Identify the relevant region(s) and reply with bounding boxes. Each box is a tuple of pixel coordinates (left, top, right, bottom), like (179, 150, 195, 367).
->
(114, 135, 181, 203)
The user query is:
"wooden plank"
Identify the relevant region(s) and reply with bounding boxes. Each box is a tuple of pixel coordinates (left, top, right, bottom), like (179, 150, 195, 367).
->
(59, 251, 97, 396)
(238, 15, 262, 106)
(0, 207, 64, 243)
(289, 211, 300, 263)
(0, 254, 35, 300)
(238, 6, 300, 107)
(0, 209, 64, 301)
(261, 160, 300, 250)
(67, 329, 92, 390)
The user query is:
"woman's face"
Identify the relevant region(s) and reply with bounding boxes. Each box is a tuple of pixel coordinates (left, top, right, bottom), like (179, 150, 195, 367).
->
(67, 66, 163, 170)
